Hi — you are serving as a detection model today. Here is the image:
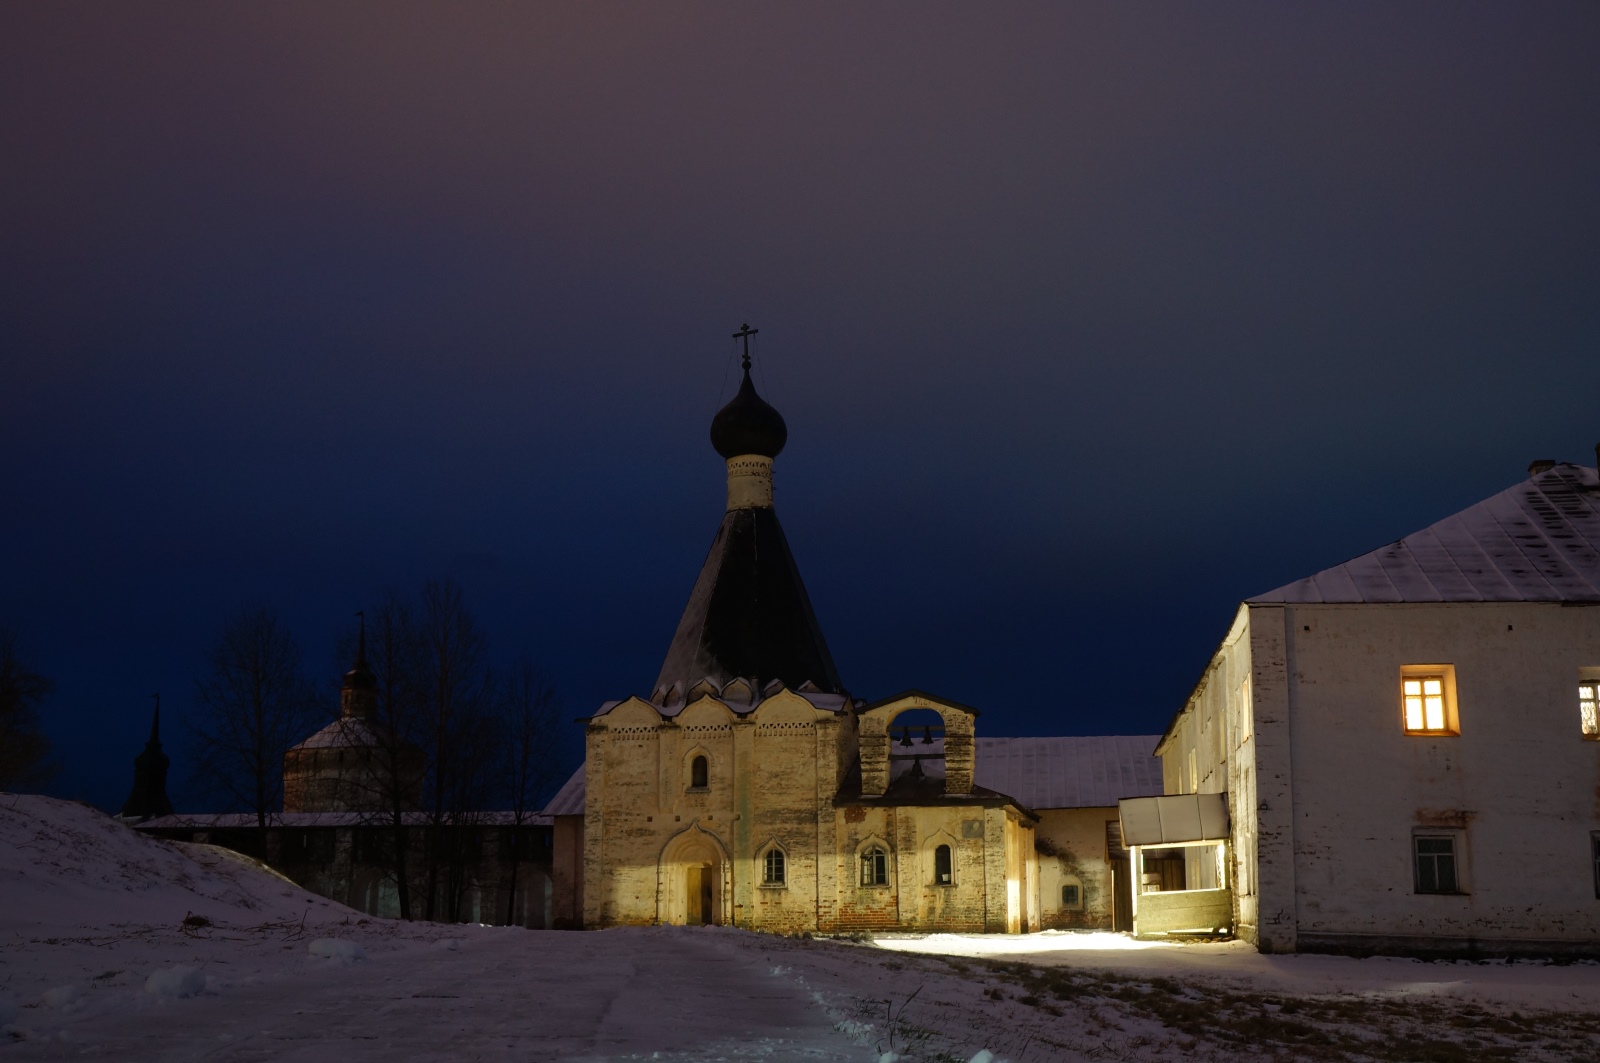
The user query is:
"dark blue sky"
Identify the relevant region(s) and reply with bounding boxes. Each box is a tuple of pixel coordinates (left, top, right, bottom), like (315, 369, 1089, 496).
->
(3, 3, 1598, 811)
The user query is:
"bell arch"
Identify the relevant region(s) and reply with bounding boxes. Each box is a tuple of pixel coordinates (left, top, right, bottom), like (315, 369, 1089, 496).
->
(856, 691, 978, 797)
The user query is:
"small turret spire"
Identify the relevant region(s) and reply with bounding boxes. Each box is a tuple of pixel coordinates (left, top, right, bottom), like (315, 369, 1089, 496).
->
(118, 693, 174, 822)
(341, 611, 378, 718)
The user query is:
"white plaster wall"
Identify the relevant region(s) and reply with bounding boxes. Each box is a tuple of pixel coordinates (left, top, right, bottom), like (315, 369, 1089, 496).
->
(1278, 601, 1600, 948)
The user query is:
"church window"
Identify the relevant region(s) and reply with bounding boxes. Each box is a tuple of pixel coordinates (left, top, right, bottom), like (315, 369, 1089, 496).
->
(762, 847, 786, 886)
(689, 755, 708, 789)
(1580, 682, 1599, 739)
(933, 844, 952, 885)
(860, 846, 888, 887)
(1400, 666, 1458, 735)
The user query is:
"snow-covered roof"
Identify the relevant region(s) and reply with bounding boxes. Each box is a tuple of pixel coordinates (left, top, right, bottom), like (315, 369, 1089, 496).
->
(1252, 463, 1600, 604)
(543, 765, 586, 816)
(288, 717, 391, 751)
(974, 736, 1163, 810)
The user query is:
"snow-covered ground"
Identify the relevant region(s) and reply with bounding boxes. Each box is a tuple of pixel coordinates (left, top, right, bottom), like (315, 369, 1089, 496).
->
(4, 794, 1600, 1062)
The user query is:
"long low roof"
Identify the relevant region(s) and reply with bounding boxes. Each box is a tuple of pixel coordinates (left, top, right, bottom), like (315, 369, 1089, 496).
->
(1252, 463, 1600, 604)
(975, 736, 1163, 810)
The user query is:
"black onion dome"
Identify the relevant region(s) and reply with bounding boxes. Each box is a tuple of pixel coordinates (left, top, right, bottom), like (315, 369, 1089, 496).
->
(710, 363, 787, 459)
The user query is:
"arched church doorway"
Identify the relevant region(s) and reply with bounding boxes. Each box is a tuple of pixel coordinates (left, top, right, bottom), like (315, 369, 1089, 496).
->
(659, 826, 727, 926)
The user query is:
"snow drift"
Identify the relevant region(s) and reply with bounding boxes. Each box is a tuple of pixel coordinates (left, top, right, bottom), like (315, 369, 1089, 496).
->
(0, 793, 350, 934)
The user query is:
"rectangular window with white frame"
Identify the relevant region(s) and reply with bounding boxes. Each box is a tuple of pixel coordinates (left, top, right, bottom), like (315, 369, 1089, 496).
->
(1400, 665, 1459, 736)
(1413, 832, 1464, 894)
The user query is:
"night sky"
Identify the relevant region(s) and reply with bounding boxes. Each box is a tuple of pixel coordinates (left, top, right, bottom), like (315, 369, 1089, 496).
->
(4, 4, 1598, 812)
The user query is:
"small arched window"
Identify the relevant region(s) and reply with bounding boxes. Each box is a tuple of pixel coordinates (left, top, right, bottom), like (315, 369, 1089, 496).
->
(763, 847, 786, 886)
(934, 844, 953, 885)
(860, 846, 888, 887)
(690, 755, 708, 789)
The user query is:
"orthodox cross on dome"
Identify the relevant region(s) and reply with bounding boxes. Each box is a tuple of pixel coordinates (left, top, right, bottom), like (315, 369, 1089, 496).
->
(732, 322, 759, 369)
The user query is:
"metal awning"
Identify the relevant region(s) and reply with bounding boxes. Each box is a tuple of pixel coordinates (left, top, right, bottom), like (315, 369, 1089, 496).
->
(1118, 792, 1228, 846)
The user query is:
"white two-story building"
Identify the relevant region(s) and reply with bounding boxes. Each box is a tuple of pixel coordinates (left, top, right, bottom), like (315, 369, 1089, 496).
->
(1152, 457, 1600, 956)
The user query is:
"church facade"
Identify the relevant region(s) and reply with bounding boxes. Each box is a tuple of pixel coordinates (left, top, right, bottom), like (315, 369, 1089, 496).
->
(554, 340, 1162, 934)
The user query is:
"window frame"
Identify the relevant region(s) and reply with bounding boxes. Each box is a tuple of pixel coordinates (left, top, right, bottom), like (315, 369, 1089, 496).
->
(1399, 665, 1460, 736)
(687, 753, 709, 791)
(933, 843, 953, 887)
(1579, 679, 1600, 741)
(1413, 832, 1465, 895)
(1061, 882, 1082, 909)
(760, 845, 786, 888)
(859, 845, 889, 888)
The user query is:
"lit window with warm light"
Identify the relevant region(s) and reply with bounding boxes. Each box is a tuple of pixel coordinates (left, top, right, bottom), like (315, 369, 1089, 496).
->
(1581, 682, 1599, 739)
(1400, 666, 1458, 735)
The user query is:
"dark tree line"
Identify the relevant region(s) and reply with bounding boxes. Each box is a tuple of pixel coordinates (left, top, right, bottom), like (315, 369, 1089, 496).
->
(185, 578, 564, 922)
(0, 626, 58, 791)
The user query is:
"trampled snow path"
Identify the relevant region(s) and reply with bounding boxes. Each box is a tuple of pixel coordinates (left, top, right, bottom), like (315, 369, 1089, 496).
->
(4, 928, 869, 1062)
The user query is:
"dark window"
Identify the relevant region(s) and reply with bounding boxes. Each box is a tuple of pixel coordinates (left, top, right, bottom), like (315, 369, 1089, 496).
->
(352, 828, 394, 865)
(763, 848, 785, 885)
(861, 846, 888, 886)
(690, 755, 708, 789)
(499, 826, 550, 862)
(281, 829, 335, 864)
(1592, 833, 1600, 899)
(934, 844, 952, 885)
(1414, 836, 1459, 894)
(1062, 883, 1081, 908)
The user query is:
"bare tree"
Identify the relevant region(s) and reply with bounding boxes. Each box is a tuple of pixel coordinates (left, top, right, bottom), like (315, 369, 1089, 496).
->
(414, 577, 495, 921)
(345, 592, 429, 921)
(0, 626, 58, 791)
(499, 659, 561, 925)
(189, 606, 322, 854)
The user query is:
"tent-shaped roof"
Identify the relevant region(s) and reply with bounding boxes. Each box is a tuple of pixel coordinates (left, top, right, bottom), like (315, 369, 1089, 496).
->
(654, 503, 843, 697)
(1251, 463, 1600, 604)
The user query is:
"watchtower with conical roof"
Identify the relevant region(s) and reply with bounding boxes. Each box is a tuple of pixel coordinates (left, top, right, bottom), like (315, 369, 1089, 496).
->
(283, 615, 423, 813)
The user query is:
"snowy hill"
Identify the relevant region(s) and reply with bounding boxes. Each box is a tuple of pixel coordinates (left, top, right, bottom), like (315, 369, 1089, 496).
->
(4, 794, 1599, 1061)
(0, 794, 349, 933)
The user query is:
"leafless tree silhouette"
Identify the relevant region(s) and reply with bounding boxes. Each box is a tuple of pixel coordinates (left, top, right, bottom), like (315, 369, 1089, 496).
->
(0, 626, 58, 791)
(189, 606, 322, 854)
